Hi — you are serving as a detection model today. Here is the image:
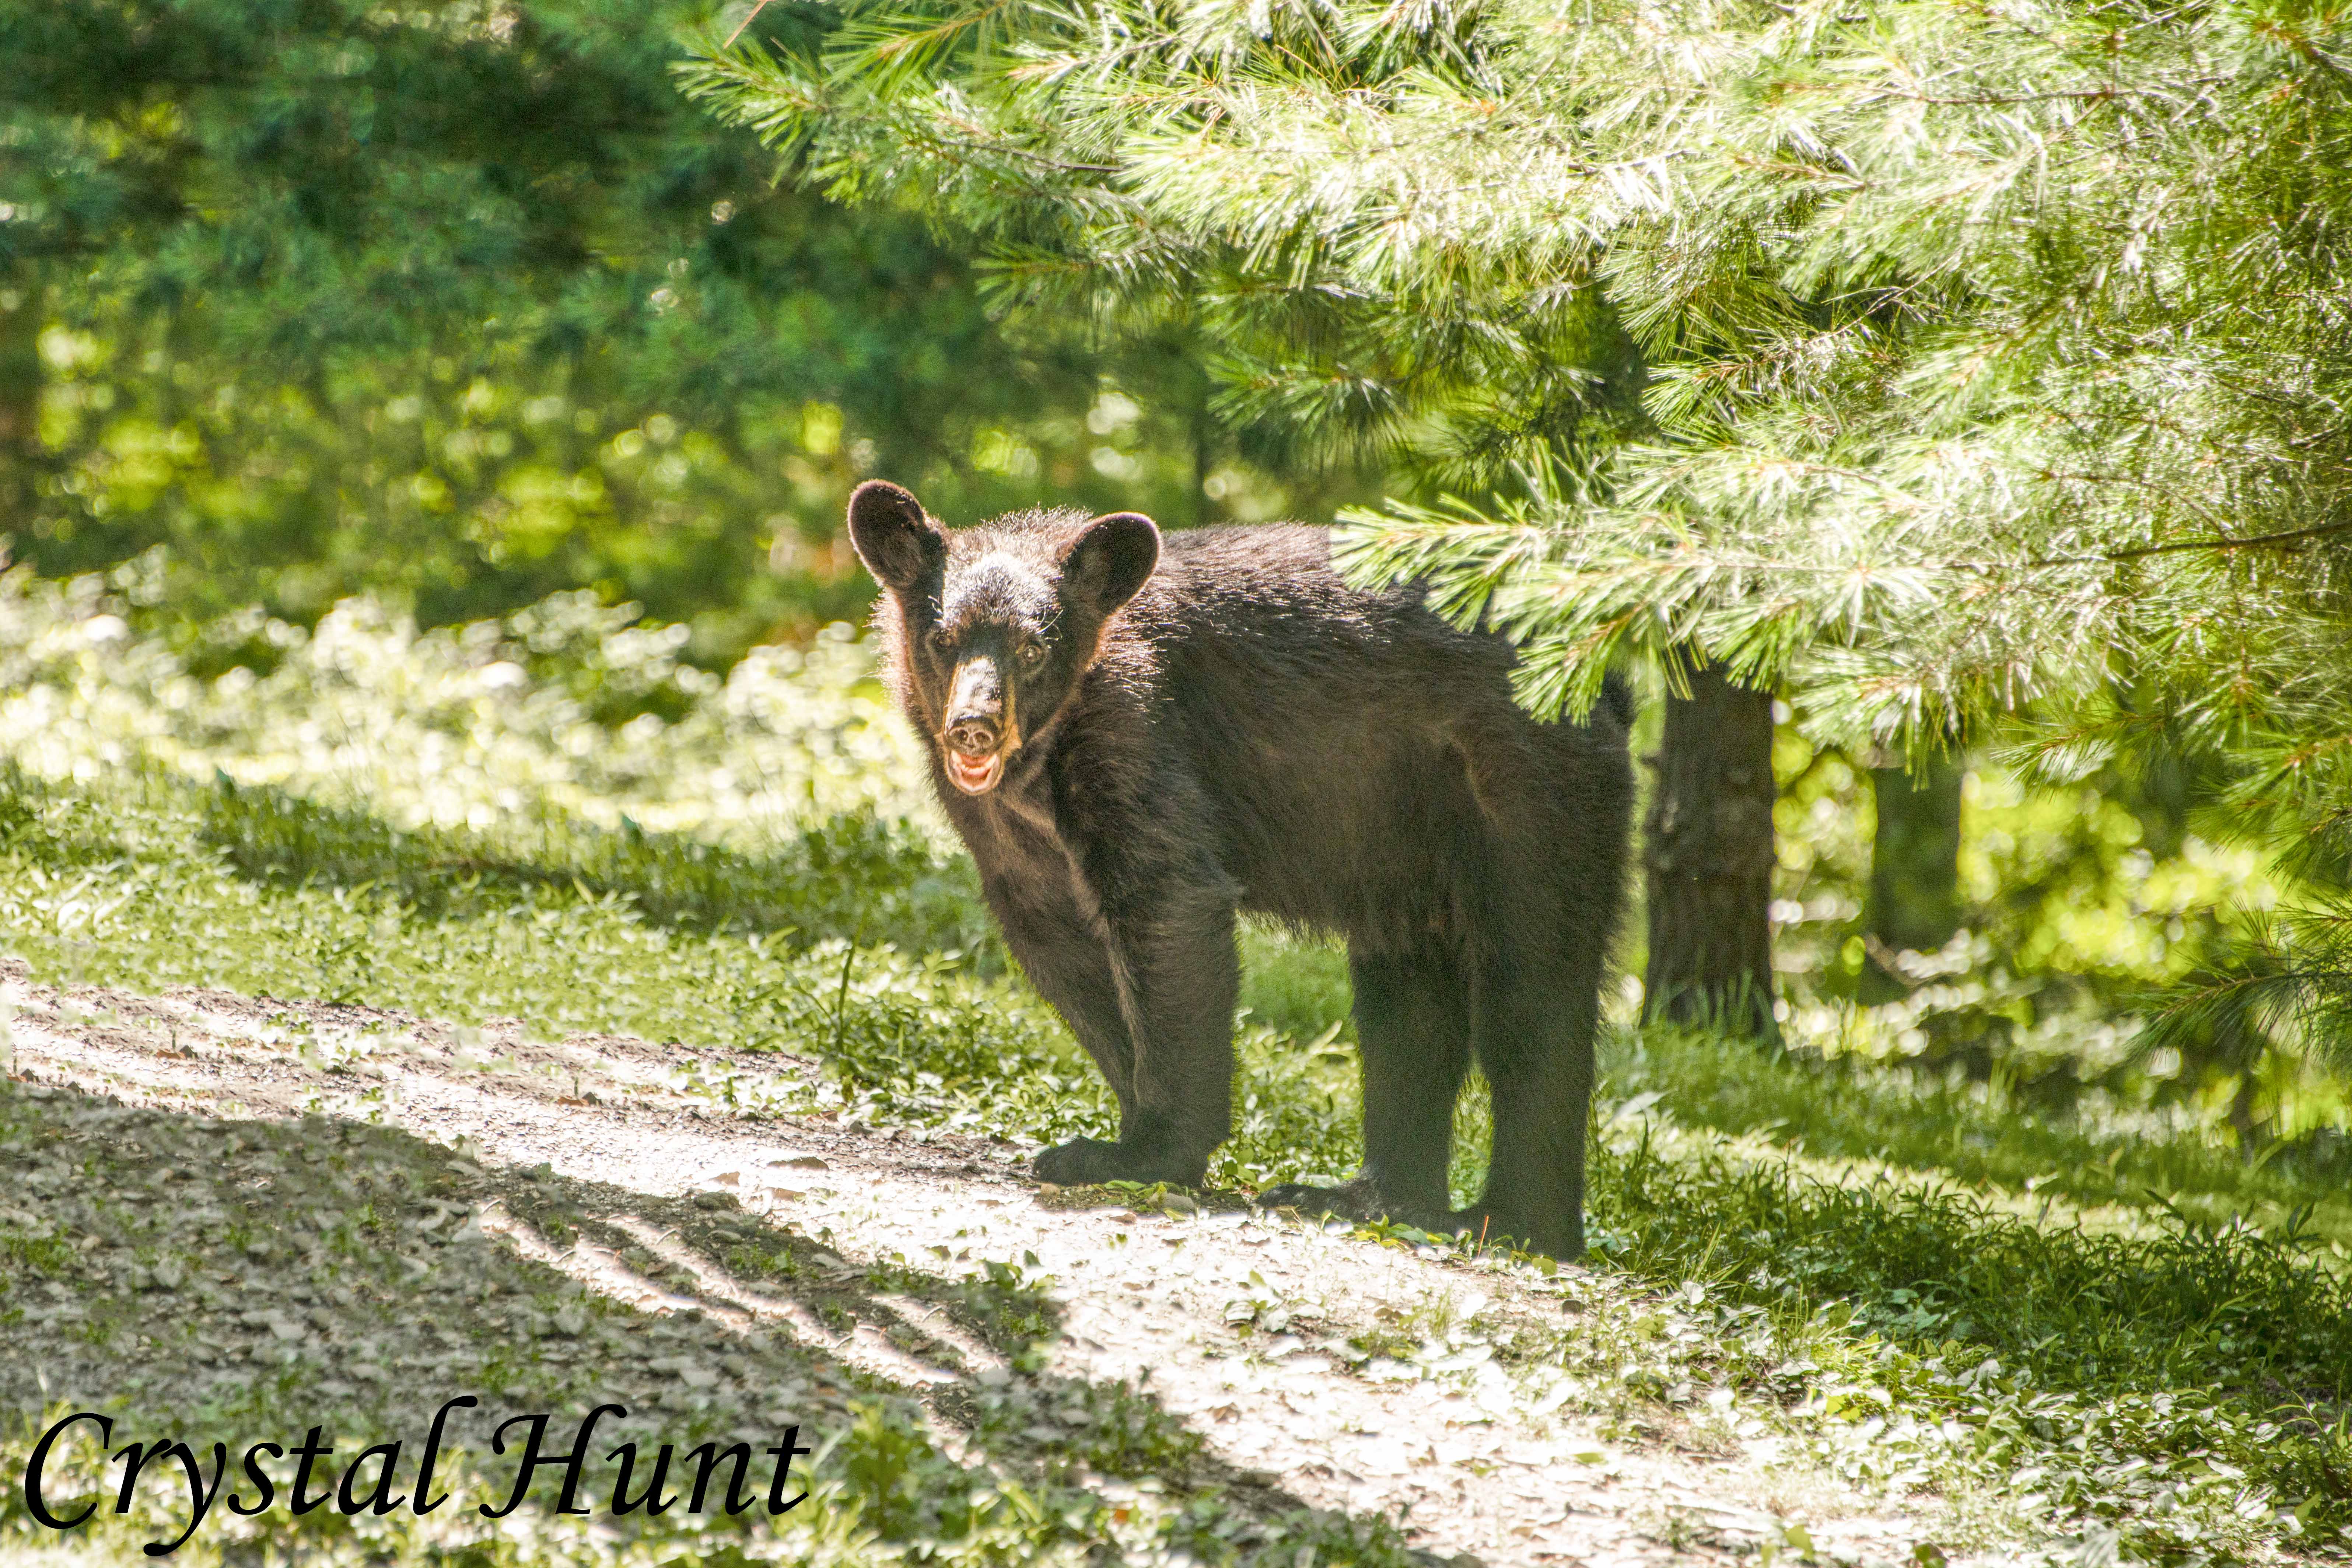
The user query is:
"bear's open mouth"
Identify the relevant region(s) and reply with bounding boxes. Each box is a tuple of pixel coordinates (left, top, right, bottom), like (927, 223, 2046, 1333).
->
(945, 749, 1004, 794)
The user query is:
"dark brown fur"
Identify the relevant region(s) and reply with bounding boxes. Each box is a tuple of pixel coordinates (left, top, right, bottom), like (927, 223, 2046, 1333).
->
(847, 480, 1633, 1257)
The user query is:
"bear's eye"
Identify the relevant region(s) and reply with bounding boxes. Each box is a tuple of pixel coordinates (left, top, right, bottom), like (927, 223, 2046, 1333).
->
(926, 628, 952, 655)
(1018, 642, 1046, 665)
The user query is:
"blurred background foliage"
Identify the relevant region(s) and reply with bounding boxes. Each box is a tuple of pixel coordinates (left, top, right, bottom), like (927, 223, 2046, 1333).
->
(0, 0, 2345, 1175)
(1764, 709, 2348, 1169)
(0, 0, 1371, 671)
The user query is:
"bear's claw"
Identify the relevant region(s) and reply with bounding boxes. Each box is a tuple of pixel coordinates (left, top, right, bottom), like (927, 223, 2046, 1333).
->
(1256, 1176, 1389, 1225)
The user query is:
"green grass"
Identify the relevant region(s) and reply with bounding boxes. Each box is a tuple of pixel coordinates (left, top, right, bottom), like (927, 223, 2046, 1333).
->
(1590, 1119, 2350, 1544)
(1606, 1027, 2352, 1246)
(2, 762, 2349, 1560)
(201, 771, 1001, 961)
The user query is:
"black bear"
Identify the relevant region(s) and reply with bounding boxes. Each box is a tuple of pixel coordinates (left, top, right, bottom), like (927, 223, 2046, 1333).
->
(846, 480, 1633, 1257)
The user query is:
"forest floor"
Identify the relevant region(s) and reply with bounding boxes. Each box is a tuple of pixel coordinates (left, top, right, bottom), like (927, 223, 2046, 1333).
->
(3, 963, 1941, 1568)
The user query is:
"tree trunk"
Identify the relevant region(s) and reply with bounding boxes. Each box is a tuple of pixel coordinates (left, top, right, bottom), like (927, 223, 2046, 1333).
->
(0, 262, 39, 535)
(1859, 754, 1964, 1003)
(1642, 661, 1778, 1035)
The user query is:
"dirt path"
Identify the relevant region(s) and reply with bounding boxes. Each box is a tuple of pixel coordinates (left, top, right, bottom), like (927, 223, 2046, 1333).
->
(3, 964, 1957, 1568)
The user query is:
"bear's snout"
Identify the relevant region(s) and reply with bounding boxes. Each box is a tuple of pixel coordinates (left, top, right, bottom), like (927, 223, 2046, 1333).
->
(944, 657, 1011, 751)
(946, 715, 1000, 756)
(941, 655, 1018, 794)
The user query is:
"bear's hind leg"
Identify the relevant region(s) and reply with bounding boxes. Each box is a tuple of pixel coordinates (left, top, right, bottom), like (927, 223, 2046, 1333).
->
(1466, 935, 1602, 1259)
(1260, 946, 1468, 1229)
(1439, 713, 1621, 1259)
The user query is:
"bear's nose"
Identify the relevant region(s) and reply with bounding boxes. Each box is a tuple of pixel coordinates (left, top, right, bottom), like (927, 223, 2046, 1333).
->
(946, 716, 1000, 757)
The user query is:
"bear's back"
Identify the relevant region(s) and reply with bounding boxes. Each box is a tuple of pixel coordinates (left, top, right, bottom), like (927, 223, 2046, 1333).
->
(1087, 522, 1630, 941)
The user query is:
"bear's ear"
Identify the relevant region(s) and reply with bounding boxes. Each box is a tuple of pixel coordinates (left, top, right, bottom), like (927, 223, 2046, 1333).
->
(1064, 511, 1160, 615)
(846, 480, 947, 593)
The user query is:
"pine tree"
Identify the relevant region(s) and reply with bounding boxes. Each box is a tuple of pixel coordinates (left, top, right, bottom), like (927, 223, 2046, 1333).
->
(1644, 660, 1777, 1032)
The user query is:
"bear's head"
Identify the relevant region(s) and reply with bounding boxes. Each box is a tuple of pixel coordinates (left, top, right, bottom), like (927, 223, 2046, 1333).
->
(846, 480, 1159, 796)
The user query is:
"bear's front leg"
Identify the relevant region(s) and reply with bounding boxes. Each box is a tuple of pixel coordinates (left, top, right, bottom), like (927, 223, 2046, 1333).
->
(984, 854, 1238, 1190)
(1039, 848, 1239, 1190)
